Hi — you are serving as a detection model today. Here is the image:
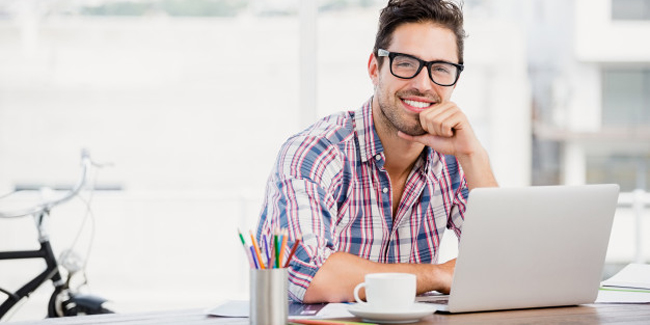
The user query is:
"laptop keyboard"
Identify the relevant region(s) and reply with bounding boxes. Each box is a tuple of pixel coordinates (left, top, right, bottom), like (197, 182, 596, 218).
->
(416, 293, 450, 305)
(421, 299, 449, 305)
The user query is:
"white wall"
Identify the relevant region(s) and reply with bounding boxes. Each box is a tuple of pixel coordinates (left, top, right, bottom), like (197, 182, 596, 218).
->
(461, 20, 531, 187)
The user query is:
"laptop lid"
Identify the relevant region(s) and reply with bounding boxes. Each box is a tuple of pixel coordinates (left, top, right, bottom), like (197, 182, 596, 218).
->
(426, 184, 619, 313)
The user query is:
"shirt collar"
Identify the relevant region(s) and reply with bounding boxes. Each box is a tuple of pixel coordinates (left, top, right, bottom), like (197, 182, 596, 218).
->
(354, 98, 385, 163)
(422, 146, 437, 175)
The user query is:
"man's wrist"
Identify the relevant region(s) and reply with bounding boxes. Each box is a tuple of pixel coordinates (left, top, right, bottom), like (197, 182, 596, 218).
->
(456, 145, 488, 167)
(456, 147, 498, 190)
(428, 260, 454, 294)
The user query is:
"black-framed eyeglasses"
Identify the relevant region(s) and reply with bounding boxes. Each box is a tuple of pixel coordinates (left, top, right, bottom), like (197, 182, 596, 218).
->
(377, 49, 464, 87)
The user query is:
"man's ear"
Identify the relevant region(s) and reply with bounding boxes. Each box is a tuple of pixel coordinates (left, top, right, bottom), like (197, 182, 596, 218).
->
(367, 52, 379, 86)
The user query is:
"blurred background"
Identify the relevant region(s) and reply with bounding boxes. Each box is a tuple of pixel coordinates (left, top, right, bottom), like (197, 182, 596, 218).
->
(0, 0, 648, 321)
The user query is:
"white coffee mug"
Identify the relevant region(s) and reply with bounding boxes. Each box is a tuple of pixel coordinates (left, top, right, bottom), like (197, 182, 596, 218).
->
(353, 273, 416, 311)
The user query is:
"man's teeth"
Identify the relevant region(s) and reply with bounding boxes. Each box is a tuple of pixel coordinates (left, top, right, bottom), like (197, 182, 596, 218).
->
(403, 99, 430, 109)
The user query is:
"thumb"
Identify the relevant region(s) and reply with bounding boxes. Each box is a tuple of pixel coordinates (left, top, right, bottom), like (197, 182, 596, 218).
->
(398, 131, 445, 148)
(397, 131, 416, 142)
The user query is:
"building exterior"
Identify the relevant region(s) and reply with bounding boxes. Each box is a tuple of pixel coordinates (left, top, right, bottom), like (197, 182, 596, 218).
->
(525, 0, 650, 263)
(528, 0, 650, 190)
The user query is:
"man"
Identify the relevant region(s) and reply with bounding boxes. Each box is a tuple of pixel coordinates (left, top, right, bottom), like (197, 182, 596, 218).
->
(256, 0, 498, 303)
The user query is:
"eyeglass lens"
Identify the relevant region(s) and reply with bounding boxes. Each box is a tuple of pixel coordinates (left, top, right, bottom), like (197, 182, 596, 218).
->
(391, 54, 458, 86)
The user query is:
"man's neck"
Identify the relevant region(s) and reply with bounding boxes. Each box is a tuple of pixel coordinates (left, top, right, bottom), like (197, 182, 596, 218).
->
(371, 100, 425, 177)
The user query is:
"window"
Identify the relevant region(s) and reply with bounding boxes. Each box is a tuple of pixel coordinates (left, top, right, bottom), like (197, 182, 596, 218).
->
(602, 69, 650, 127)
(587, 154, 649, 191)
(612, 0, 650, 20)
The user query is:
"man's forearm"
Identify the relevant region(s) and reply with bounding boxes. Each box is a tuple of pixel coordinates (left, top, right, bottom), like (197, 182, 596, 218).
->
(302, 251, 455, 303)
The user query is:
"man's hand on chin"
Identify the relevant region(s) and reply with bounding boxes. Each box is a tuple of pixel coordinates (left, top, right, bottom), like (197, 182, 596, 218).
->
(397, 101, 499, 189)
(396, 101, 481, 158)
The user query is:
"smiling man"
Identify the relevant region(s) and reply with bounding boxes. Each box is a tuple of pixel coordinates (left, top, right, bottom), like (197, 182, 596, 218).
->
(256, 0, 498, 303)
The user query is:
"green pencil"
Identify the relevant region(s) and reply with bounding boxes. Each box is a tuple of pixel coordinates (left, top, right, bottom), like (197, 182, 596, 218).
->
(237, 228, 253, 268)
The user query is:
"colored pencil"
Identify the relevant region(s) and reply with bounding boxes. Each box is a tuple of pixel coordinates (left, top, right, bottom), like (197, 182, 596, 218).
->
(249, 245, 259, 269)
(263, 234, 271, 268)
(288, 319, 378, 325)
(279, 229, 288, 267)
(239, 227, 302, 269)
(237, 228, 254, 268)
(274, 230, 280, 268)
(283, 236, 301, 268)
(250, 231, 266, 269)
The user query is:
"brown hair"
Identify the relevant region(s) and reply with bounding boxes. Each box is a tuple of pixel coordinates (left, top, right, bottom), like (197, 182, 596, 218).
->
(374, 0, 467, 65)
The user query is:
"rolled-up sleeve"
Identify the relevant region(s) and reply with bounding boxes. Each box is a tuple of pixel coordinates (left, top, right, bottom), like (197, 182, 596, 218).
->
(444, 155, 469, 238)
(256, 134, 343, 302)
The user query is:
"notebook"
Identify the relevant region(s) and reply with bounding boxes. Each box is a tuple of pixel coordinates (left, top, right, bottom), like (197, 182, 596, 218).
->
(418, 184, 620, 313)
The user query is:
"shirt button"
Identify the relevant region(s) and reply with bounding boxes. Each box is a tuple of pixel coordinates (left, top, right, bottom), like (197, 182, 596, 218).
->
(382, 187, 388, 193)
(375, 155, 381, 161)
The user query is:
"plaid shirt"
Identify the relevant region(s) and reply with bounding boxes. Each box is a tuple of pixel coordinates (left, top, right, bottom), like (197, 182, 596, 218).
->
(256, 99, 468, 302)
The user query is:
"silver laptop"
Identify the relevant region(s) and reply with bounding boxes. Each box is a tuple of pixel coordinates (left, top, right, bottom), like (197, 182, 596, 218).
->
(419, 184, 620, 313)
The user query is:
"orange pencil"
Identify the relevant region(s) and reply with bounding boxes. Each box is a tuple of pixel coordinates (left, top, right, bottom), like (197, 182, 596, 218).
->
(249, 231, 266, 269)
(279, 229, 288, 267)
(283, 236, 301, 268)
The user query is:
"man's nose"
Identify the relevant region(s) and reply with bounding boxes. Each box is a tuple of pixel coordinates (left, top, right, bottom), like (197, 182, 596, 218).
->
(410, 66, 433, 91)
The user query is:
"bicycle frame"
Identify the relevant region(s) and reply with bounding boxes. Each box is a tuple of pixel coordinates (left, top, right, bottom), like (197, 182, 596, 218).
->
(0, 211, 65, 319)
(0, 151, 113, 319)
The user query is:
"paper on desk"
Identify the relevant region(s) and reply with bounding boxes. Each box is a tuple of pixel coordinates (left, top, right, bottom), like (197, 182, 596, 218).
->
(206, 300, 354, 319)
(601, 263, 650, 290)
(294, 303, 355, 319)
(207, 300, 248, 317)
(595, 288, 650, 304)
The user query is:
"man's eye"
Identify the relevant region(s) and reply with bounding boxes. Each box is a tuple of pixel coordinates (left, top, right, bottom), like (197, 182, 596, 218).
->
(432, 65, 452, 75)
(396, 62, 415, 68)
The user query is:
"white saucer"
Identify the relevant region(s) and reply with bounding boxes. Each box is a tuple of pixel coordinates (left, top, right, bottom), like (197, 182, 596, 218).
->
(347, 302, 436, 324)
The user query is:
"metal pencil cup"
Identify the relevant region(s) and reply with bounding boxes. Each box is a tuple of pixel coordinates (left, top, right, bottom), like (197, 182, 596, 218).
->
(249, 268, 288, 325)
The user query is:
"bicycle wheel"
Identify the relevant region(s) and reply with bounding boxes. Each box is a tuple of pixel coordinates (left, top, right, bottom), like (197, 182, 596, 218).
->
(48, 288, 114, 316)
(47, 287, 66, 317)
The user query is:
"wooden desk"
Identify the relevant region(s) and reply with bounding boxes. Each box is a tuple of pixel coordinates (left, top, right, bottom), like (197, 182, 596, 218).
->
(8, 304, 650, 325)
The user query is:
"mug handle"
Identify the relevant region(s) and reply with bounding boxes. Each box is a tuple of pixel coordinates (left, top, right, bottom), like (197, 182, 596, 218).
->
(353, 282, 367, 304)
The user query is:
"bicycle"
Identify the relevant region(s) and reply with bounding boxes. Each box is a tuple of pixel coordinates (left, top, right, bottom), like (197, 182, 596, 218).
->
(0, 150, 114, 321)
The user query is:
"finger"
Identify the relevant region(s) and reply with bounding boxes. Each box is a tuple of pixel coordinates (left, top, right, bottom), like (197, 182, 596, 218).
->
(400, 132, 450, 150)
(426, 102, 467, 138)
(420, 104, 458, 137)
(435, 111, 459, 137)
(399, 131, 457, 155)
(419, 102, 455, 135)
(397, 130, 415, 141)
(438, 112, 464, 137)
(398, 131, 432, 146)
